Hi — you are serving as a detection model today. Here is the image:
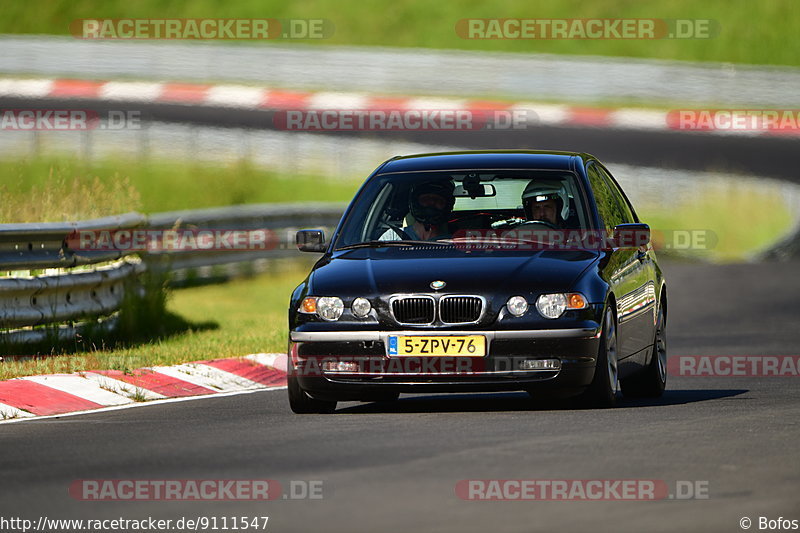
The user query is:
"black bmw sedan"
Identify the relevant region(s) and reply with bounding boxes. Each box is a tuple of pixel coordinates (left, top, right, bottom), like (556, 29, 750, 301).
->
(288, 150, 667, 413)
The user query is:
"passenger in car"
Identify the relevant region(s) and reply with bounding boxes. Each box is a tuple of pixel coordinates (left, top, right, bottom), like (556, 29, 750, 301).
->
(382, 180, 455, 241)
(521, 179, 572, 228)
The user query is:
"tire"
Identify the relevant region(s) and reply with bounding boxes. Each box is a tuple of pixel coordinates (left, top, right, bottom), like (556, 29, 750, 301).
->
(579, 304, 619, 408)
(287, 375, 337, 414)
(621, 304, 667, 398)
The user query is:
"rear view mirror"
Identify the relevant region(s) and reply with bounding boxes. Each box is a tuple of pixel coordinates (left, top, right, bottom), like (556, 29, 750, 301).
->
(296, 229, 326, 252)
(613, 223, 650, 248)
(453, 184, 496, 198)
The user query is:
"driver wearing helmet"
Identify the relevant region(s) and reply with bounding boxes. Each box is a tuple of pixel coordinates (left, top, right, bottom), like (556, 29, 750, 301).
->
(521, 179, 571, 228)
(380, 180, 455, 241)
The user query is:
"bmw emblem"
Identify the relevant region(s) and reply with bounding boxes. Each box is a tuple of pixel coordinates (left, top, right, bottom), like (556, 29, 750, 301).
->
(430, 280, 446, 290)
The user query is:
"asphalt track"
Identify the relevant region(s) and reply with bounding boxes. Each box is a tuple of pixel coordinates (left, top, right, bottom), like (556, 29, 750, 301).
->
(1, 259, 799, 533)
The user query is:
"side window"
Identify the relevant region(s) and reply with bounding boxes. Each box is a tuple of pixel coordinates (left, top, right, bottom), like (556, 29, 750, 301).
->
(596, 166, 636, 224)
(363, 183, 395, 240)
(586, 164, 625, 230)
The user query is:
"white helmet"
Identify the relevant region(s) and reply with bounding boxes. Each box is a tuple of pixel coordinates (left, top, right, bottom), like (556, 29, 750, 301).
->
(521, 179, 570, 222)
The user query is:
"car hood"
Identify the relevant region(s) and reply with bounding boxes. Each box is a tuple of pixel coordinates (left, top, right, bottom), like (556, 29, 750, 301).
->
(309, 248, 600, 297)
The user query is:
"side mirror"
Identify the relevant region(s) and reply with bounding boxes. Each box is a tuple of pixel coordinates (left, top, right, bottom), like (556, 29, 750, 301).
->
(613, 223, 650, 248)
(296, 229, 326, 252)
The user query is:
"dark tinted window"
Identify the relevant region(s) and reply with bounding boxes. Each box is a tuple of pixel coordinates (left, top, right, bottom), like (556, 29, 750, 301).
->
(596, 165, 636, 224)
(586, 163, 626, 230)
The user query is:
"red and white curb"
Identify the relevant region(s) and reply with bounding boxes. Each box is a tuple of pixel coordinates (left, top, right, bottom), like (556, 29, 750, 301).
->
(0, 353, 288, 421)
(1, 77, 794, 137)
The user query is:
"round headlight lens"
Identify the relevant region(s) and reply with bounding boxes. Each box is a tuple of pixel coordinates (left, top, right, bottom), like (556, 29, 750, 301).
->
(351, 297, 372, 318)
(316, 297, 344, 321)
(506, 296, 529, 317)
(536, 293, 567, 319)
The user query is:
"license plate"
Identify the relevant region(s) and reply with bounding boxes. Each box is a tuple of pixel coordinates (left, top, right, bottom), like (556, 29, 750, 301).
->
(388, 335, 486, 357)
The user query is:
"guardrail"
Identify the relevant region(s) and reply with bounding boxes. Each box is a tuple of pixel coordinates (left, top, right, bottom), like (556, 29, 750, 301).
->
(0, 203, 345, 345)
(0, 212, 145, 270)
(146, 202, 344, 284)
(0, 212, 146, 345)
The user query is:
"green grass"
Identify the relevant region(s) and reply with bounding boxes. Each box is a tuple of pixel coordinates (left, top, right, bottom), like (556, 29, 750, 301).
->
(2, 0, 798, 67)
(0, 157, 359, 222)
(638, 184, 793, 262)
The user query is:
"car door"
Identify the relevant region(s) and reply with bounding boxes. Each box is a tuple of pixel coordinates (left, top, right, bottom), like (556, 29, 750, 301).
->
(586, 162, 655, 368)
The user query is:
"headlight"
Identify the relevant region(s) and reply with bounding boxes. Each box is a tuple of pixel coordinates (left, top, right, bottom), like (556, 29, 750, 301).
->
(316, 297, 344, 321)
(535, 293, 588, 319)
(506, 296, 529, 317)
(536, 293, 567, 319)
(351, 297, 372, 318)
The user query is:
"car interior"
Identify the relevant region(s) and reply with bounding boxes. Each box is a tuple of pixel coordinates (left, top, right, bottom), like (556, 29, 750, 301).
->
(367, 171, 587, 241)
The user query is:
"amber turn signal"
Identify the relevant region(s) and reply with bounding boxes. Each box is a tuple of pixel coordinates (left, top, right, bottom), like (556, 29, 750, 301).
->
(301, 297, 317, 313)
(566, 293, 588, 309)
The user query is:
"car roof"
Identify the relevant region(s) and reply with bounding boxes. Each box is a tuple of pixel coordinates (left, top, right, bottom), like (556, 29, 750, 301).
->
(377, 150, 594, 174)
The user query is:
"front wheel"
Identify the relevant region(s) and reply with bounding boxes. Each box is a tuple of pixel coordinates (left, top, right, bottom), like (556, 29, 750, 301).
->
(621, 304, 667, 398)
(579, 305, 618, 408)
(288, 375, 337, 414)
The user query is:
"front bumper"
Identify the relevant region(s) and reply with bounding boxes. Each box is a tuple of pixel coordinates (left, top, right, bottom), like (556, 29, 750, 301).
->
(289, 327, 601, 400)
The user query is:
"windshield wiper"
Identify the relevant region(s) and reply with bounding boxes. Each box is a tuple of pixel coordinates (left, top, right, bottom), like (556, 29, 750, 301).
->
(335, 240, 451, 251)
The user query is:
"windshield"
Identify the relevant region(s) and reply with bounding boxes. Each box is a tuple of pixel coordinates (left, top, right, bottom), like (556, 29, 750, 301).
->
(333, 169, 591, 250)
